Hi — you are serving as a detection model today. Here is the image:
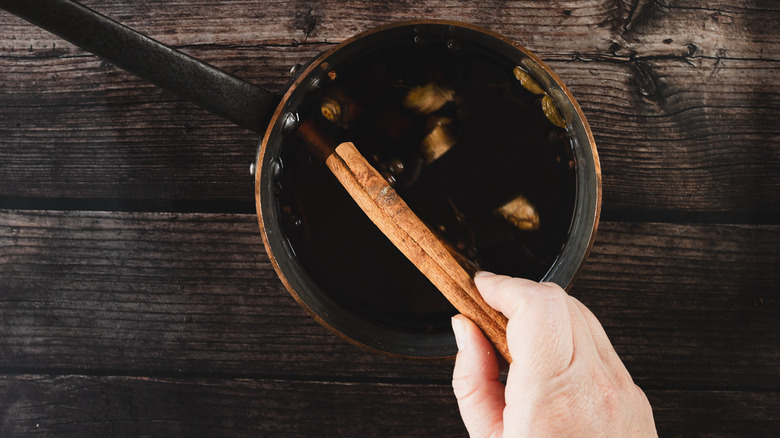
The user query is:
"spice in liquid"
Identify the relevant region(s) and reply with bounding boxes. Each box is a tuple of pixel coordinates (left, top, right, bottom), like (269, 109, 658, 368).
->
(276, 39, 576, 333)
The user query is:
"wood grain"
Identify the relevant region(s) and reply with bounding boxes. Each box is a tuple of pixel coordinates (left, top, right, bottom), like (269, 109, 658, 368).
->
(1, 374, 778, 437)
(1, 210, 777, 389)
(577, 221, 780, 390)
(647, 389, 780, 437)
(0, 374, 467, 437)
(2, 1, 774, 59)
(1, 1, 778, 434)
(0, 1, 777, 214)
(0, 209, 457, 380)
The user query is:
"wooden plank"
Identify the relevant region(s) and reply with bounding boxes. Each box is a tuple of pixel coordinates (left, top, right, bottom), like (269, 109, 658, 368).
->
(647, 390, 780, 437)
(2, 0, 775, 59)
(0, 374, 777, 437)
(0, 374, 467, 437)
(1, 55, 774, 213)
(557, 57, 779, 214)
(0, 2, 777, 214)
(577, 221, 780, 390)
(1, 3, 775, 436)
(0, 210, 458, 381)
(1, 210, 777, 388)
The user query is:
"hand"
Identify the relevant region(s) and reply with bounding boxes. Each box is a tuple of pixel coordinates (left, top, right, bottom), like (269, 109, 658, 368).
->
(451, 272, 657, 437)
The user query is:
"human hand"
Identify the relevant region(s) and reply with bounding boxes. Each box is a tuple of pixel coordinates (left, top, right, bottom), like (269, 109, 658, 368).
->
(451, 272, 657, 437)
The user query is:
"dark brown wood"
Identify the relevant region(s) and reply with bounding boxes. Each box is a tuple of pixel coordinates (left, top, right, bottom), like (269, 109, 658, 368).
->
(0, 210, 458, 380)
(1, 211, 777, 388)
(1, 375, 778, 437)
(560, 58, 779, 214)
(0, 1, 777, 215)
(2, 1, 773, 59)
(0, 374, 468, 437)
(577, 221, 780, 390)
(0, 0, 778, 435)
(647, 389, 780, 437)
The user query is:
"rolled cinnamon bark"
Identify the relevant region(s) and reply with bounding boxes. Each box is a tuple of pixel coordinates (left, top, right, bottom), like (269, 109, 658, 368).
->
(326, 142, 510, 363)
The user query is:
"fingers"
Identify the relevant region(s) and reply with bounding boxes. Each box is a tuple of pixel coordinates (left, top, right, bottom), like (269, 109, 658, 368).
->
(474, 271, 541, 319)
(474, 273, 579, 380)
(463, 273, 657, 437)
(451, 314, 505, 438)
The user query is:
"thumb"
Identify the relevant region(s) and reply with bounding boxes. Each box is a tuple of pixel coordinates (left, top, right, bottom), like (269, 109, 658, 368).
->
(451, 314, 505, 437)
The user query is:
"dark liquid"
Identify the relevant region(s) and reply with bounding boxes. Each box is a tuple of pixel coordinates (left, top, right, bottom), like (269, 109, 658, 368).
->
(276, 38, 575, 333)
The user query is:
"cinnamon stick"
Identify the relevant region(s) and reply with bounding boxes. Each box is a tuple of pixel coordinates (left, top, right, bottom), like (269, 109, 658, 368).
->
(326, 142, 511, 363)
(296, 120, 510, 361)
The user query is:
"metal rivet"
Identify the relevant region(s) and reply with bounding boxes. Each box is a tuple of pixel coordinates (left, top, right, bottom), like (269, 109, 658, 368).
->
(289, 63, 302, 76)
(309, 76, 322, 91)
(249, 162, 256, 177)
(270, 159, 283, 179)
(281, 112, 299, 133)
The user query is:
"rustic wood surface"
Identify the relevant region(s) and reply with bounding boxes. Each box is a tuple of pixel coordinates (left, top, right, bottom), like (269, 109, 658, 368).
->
(1, 0, 778, 436)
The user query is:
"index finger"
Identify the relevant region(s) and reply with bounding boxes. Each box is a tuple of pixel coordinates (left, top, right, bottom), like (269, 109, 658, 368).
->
(474, 273, 579, 380)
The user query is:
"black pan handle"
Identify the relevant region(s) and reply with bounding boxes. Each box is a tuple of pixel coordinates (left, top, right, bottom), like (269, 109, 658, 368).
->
(1, 0, 279, 133)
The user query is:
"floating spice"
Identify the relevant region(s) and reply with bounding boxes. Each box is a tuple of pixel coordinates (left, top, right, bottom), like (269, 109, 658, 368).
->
(494, 194, 540, 231)
(513, 65, 544, 95)
(420, 117, 456, 164)
(404, 83, 455, 114)
(542, 94, 566, 128)
(320, 97, 341, 122)
(279, 42, 577, 334)
(319, 87, 361, 128)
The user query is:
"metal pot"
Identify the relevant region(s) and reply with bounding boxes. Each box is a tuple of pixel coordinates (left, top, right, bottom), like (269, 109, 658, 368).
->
(3, 1, 600, 359)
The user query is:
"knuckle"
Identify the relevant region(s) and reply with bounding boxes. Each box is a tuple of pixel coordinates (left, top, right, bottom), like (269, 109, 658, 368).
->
(451, 373, 481, 402)
(538, 282, 567, 303)
(589, 367, 625, 422)
(599, 382, 623, 420)
(494, 276, 533, 298)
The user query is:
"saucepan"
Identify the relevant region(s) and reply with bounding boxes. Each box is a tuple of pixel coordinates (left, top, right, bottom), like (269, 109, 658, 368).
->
(2, 0, 601, 359)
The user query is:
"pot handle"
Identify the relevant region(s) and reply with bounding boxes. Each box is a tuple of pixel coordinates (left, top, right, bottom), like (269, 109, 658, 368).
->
(1, 0, 279, 133)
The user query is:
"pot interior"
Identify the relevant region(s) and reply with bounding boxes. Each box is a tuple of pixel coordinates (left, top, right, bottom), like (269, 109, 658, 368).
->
(257, 22, 600, 358)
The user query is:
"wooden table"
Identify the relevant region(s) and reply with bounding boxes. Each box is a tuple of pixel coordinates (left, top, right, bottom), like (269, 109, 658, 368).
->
(1, 1, 777, 436)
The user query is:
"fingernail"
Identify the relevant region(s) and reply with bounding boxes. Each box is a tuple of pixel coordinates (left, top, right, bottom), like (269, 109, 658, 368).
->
(451, 316, 468, 350)
(474, 271, 495, 278)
